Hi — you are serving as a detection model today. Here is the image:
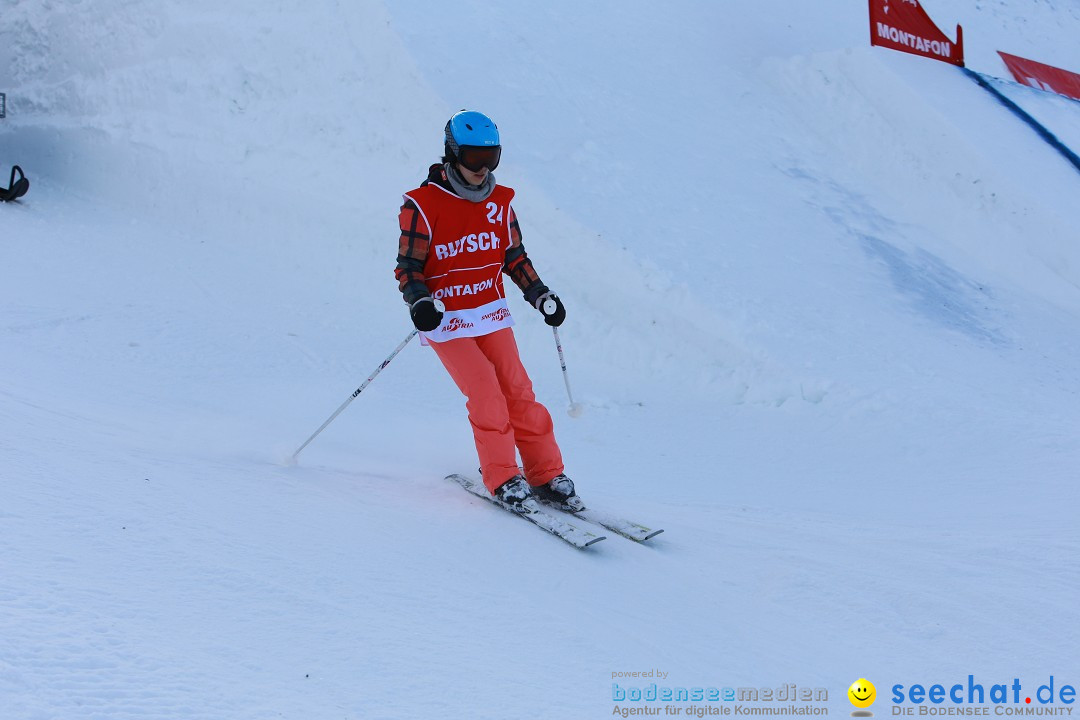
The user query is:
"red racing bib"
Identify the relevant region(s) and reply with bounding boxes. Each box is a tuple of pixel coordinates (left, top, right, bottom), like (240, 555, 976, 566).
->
(403, 183, 516, 342)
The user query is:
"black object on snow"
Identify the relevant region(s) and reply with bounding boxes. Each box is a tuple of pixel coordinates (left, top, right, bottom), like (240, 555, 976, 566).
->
(1, 165, 29, 202)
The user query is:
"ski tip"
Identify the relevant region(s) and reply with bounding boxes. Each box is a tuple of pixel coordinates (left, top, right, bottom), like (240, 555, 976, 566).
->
(641, 528, 665, 542)
(583, 535, 608, 548)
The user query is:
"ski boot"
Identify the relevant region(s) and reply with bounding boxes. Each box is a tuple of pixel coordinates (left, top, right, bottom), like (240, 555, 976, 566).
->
(532, 474, 585, 512)
(493, 475, 533, 513)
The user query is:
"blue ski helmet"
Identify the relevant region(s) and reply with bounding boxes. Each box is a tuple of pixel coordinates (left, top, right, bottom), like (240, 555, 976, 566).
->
(444, 110, 501, 171)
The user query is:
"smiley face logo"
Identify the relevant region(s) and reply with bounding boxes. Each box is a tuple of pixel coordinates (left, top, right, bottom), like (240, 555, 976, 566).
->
(849, 678, 877, 709)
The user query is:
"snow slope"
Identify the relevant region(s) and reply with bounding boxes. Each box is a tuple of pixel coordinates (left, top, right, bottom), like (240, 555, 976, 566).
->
(2, 1, 1079, 718)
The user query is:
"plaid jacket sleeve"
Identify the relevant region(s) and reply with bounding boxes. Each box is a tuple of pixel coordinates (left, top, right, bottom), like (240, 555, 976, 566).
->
(395, 199, 431, 304)
(503, 205, 548, 303)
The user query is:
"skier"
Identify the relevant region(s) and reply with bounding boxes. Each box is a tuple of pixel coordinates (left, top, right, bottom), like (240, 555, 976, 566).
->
(394, 110, 582, 513)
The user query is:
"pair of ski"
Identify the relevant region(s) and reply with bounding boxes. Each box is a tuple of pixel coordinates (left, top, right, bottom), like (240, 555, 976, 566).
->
(448, 473, 663, 550)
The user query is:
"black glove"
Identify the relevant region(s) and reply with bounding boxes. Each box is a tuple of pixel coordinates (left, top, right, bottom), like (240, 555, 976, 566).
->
(533, 291, 566, 327)
(409, 296, 444, 331)
(0, 165, 29, 202)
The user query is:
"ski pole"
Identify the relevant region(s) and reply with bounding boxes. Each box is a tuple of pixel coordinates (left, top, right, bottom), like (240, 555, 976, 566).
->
(290, 329, 418, 462)
(552, 326, 584, 418)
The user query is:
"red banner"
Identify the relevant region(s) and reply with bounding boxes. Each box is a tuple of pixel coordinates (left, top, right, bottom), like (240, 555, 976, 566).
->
(998, 52, 1080, 102)
(869, 0, 964, 67)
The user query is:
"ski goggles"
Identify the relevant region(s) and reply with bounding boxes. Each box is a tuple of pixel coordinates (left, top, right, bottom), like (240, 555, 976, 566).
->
(457, 145, 501, 172)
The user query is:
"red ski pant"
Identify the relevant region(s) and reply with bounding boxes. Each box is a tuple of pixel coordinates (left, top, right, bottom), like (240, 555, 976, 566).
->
(430, 328, 564, 494)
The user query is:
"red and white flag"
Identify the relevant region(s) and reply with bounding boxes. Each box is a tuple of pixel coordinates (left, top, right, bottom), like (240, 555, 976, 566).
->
(998, 52, 1080, 102)
(869, 0, 965, 67)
